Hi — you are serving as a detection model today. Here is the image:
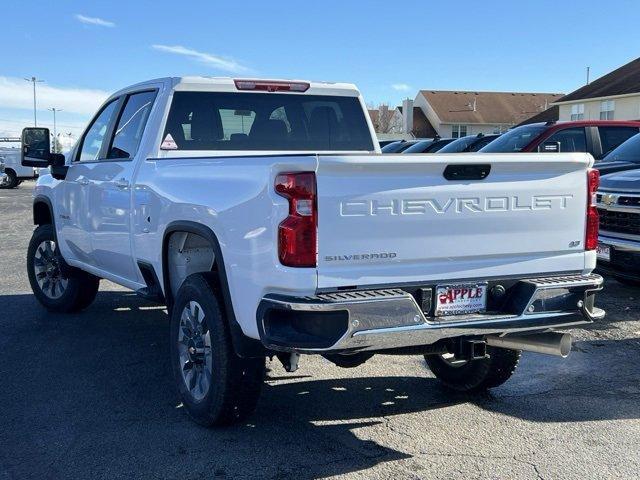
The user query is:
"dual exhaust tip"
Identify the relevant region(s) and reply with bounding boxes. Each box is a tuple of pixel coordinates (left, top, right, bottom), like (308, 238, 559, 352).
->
(486, 331, 572, 358)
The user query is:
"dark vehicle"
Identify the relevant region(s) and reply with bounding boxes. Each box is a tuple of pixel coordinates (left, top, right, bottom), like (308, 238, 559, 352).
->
(403, 138, 454, 153)
(381, 140, 420, 153)
(595, 168, 640, 284)
(596, 133, 640, 175)
(479, 121, 640, 159)
(438, 134, 500, 153)
(379, 139, 402, 148)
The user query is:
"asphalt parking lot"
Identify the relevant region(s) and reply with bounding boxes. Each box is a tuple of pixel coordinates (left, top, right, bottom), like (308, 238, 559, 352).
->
(1, 183, 640, 480)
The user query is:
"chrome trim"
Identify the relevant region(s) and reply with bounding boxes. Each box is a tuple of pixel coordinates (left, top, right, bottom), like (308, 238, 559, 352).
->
(599, 230, 640, 243)
(598, 189, 640, 195)
(599, 234, 640, 252)
(260, 274, 604, 353)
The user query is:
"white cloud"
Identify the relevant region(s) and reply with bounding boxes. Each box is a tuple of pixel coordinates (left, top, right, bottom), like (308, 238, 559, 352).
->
(0, 117, 86, 139)
(392, 83, 411, 92)
(0, 77, 110, 116)
(75, 14, 115, 28)
(151, 44, 250, 73)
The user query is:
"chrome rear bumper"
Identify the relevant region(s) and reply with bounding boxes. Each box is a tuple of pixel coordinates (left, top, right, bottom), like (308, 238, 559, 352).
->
(258, 274, 604, 353)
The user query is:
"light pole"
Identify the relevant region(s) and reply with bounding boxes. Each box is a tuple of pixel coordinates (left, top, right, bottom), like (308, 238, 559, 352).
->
(24, 76, 44, 126)
(48, 108, 62, 152)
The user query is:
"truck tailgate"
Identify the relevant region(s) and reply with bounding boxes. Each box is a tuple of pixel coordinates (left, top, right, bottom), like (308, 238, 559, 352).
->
(316, 153, 592, 289)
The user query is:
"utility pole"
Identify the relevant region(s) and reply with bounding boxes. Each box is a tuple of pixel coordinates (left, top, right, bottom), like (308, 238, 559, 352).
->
(24, 76, 44, 126)
(48, 108, 62, 153)
(586, 66, 590, 85)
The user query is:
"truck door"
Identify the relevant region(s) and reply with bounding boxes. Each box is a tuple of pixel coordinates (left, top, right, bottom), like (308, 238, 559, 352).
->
(58, 99, 120, 268)
(84, 90, 158, 283)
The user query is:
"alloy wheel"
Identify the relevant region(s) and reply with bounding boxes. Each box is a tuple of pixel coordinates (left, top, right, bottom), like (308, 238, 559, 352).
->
(33, 240, 68, 299)
(177, 300, 213, 401)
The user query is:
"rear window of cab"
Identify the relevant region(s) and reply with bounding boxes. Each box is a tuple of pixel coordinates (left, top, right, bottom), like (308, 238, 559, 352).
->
(161, 92, 374, 152)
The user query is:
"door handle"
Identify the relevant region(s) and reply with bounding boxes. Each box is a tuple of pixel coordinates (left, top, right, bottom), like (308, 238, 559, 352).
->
(115, 178, 129, 189)
(443, 164, 491, 181)
(77, 178, 90, 186)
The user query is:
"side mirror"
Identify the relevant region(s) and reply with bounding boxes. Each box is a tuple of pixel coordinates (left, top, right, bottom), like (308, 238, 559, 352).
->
(21, 127, 52, 167)
(539, 141, 561, 153)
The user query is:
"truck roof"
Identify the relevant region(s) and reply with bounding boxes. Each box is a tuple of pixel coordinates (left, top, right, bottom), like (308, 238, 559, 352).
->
(112, 77, 361, 98)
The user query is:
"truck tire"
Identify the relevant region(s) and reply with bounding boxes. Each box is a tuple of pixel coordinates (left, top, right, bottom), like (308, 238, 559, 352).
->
(170, 272, 265, 426)
(425, 346, 521, 393)
(0, 170, 18, 189)
(27, 224, 100, 313)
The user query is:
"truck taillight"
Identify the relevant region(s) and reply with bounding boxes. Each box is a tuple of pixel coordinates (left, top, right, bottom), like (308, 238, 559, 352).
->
(275, 172, 317, 267)
(585, 169, 599, 251)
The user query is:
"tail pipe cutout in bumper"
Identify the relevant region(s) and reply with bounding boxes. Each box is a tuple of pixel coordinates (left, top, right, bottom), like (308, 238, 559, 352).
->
(257, 274, 604, 353)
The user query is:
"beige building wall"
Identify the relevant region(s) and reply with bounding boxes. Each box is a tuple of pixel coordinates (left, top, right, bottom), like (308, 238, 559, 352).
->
(558, 95, 640, 121)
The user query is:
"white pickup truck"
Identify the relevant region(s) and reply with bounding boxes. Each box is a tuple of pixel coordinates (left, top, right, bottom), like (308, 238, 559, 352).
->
(21, 77, 604, 426)
(0, 147, 38, 188)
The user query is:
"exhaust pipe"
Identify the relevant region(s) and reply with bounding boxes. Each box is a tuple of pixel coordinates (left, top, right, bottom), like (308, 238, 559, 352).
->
(486, 332, 572, 358)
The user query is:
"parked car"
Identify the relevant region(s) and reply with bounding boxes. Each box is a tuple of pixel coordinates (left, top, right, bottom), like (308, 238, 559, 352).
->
(595, 168, 640, 284)
(595, 133, 640, 175)
(437, 134, 500, 153)
(0, 148, 38, 188)
(403, 138, 454, 153)
(21, 76, 604, 427)
(479, 121, 640, 159)
(381, 139, 420, 153)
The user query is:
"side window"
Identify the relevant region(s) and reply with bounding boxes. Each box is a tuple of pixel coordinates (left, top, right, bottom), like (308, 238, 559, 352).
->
(77, 100, 119, 162)
(599, 127, 639, 156)
(107, 91, 157, 159)
(545, 127, 587, 153)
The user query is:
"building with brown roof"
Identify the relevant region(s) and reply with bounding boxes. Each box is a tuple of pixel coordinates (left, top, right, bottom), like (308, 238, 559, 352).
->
(411, 90, 563, 138)
(553, 57, 640, 121)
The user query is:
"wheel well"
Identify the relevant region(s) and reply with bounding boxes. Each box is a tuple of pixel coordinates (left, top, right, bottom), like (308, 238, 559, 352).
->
(33, 201, 52, 225)
(162, 222, 266, 358)
(5, 168, 15, 175)
(164, 231, 216, 301)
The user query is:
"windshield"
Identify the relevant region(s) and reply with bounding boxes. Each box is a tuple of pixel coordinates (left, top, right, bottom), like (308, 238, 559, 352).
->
(438, 136, 479, 153)
(479, 124, 547, 153)
(403, 140, 435, 153)
(163, 92, 374, 151)
(601, 133, 640, 163)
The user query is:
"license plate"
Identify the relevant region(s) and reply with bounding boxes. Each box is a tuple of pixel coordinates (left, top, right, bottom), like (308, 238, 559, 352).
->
(596, 243, 611, 262)
(435, 283, 488, 316)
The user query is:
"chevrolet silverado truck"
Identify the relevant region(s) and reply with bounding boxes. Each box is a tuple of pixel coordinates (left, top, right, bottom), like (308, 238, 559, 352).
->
(21, 77, 604, 426)
(596, 168, 640, 284)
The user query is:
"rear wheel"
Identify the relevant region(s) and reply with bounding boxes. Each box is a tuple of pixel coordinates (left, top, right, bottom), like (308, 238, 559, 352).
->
(170, 272, 265, 426)
(27, 224, 100, 313)
(0, 170, 18, 189)
(425, 346, 521, 393)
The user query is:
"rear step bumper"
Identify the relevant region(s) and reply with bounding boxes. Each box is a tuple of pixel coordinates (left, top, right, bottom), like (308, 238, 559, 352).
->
(257, 274, 604, 353)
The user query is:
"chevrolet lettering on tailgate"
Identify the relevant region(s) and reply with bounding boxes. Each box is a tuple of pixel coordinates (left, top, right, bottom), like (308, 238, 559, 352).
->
(340, 194, 573, 216)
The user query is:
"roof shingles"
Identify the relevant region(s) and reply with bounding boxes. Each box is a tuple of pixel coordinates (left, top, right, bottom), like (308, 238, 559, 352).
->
(556, 57, 640, 103)
(420, 90, 563, 125)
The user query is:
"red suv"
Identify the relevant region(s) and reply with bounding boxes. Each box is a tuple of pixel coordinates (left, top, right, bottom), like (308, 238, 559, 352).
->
(479, 121, 640, 159)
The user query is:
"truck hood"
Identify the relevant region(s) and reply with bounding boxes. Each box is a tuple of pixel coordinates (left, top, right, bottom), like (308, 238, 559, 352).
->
(599, 167, 640, 191)
(596, 160, 640, 176)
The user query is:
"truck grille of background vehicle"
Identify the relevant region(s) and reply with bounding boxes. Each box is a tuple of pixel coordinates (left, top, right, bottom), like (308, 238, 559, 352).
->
(598, 209, 640, 236)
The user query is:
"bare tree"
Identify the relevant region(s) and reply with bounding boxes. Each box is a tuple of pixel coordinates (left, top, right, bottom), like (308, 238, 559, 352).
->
(370, 104, 402, 134)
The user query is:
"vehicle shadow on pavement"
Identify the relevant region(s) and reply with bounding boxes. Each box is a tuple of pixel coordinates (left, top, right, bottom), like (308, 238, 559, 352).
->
(1, 290, 639, 480)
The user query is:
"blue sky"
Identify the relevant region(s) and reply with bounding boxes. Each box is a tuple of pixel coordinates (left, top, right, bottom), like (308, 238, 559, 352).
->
(2, 0, 640, 141)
